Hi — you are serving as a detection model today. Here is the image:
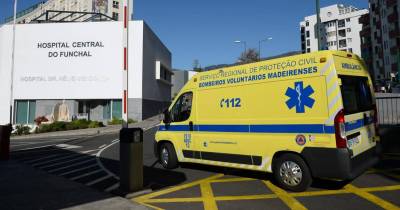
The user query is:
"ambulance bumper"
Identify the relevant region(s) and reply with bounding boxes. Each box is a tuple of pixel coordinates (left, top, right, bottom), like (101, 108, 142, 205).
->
(301, 143, 381, 180)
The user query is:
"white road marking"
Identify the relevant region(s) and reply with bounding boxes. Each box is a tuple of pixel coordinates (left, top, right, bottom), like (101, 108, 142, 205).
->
(96, 139, 120, 180)
(56, 144, 82, 149)
(12, 145, 55, 152)
(112, 139, 119, 143)
(11, 138, 78, 149)
(59, 163, 99, 176)
(32, 153, 80, 167)
(86, 175, 111, 186)
(48, 158, 96, 173)
(70, 169, 103, 181)
(81, 149, 100, 154)
(98, 144, 107, 149)
(105, 183, 120, 192)
(39, 155, 92, 169)
(24, 154, 65, 164)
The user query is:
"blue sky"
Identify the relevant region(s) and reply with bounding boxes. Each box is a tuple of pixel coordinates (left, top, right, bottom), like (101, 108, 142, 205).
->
(1, 0, 368, 69)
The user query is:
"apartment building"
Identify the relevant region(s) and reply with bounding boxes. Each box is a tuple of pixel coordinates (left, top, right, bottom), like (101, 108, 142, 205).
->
(4, 0, 123, 24)
(360, 0, 400, 81)
(300, 4, 369, 56)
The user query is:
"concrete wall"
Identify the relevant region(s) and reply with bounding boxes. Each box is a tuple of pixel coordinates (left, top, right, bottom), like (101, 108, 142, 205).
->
(0, 26, 12, 125)
(141, 22, 172, 119)
(171, 70, 188, 98)
(171, 70, 198, 99)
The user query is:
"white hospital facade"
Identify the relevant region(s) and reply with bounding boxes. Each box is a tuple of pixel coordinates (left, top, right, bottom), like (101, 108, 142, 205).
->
(0, 21, 173, 125)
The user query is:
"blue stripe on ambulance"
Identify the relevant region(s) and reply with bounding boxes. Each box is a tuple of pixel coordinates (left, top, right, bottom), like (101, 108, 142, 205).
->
(159, 119, 373, 134)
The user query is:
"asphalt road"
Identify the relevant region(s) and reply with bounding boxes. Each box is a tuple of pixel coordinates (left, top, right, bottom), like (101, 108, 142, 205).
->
(9, 126, 400, 210)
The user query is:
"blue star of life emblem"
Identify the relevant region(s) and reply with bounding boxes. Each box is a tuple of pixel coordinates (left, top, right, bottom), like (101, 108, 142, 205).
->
(184, 133, 191, 148)
(285, 81, 315, 113)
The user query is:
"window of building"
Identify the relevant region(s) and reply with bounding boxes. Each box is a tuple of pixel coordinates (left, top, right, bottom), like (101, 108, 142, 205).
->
(307, 39, 310, 46)
(15, 100, 36, 124)
(346, 28, 351, 33)
(338, 19, 345, 28)
(385, 56, 390, 65)
(171, 92, 193, 122)
(346, 18, 350, 22)
(347, 38, 352, 43)
(156, 61, 173, 83)
(113, 1, 119, 9)
(111, 100, 122, 119)
(306, 21, 309, 27)
(306, 31, 310, 38)
(338, 29, 346, 37)
(307, 48, 311, 53)
(339, 39, 347, 48)
(112, 12, 119, 20)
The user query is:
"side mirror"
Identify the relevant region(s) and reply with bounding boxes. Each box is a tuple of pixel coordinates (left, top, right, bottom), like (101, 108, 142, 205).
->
(163, 109, 171, 124)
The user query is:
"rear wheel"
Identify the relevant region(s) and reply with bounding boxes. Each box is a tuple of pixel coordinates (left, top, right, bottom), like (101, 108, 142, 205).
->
(159, 142, 178, 169)
(273, 153, 312, 192)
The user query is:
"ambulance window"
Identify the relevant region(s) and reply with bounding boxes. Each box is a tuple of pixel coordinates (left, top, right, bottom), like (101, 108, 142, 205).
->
(170, 92, 193, 122)
(339, 75, 373, 115)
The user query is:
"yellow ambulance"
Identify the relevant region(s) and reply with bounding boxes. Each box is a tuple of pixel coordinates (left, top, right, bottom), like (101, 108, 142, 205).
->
(154, 50, 381, 191)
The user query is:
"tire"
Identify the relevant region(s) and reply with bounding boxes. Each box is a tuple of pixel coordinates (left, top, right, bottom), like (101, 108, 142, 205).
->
(273, 153, 312, 192)
(159, 142, 178, 169)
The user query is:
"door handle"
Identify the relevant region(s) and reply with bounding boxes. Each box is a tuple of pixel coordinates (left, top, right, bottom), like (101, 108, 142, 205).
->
(189, 121, 194, 131)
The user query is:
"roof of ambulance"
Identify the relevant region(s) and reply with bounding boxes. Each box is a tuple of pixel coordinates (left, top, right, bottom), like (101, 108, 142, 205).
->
(192, 50, 361, 77)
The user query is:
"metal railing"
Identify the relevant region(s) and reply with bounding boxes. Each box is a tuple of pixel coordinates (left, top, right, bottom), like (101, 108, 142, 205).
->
(376, 95, 400, 126)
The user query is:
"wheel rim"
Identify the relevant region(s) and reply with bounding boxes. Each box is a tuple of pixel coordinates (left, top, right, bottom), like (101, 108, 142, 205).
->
(279, 161, 303, 187)
(161, 148, 169, 165)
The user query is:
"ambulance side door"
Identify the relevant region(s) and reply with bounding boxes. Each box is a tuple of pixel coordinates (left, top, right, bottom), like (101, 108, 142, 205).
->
(167, 91, 196, 160)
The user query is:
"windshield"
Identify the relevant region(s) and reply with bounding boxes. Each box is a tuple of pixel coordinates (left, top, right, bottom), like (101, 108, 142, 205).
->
(340, 75, 373, 115)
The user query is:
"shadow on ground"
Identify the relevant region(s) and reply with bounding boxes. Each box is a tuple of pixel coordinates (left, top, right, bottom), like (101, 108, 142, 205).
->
(3, 144, 186, 209)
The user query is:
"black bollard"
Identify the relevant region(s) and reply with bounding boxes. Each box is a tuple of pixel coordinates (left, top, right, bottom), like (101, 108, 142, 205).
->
(0, 124, 12, 161)
(119, 127, 143, 193)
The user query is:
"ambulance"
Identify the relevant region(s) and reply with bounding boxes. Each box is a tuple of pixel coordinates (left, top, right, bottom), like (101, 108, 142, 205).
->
(154, 50, 381, 191)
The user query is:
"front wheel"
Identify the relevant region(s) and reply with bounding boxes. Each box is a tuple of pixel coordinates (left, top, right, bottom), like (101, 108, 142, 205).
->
(273, 153, 312, 192)
(159, 142, 178, 169)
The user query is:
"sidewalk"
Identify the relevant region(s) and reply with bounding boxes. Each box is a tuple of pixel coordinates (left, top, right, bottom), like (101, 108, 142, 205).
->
(0, 160, 150, 210)
(11, 115, 162, 140)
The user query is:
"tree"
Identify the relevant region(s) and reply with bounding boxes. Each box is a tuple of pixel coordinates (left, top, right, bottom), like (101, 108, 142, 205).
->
(237, 48, 259, 63)
(193, 59, 203, 72)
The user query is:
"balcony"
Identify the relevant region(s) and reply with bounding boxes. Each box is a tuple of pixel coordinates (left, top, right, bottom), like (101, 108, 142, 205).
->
(388, 12, 398, 23)
(387, 0, 397, 7)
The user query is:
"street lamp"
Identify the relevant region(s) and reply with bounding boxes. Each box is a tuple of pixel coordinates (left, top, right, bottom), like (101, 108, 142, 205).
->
(316, 0, 322, 51)
(234, 40, 247, 54)
(258, 37, 272, 60)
